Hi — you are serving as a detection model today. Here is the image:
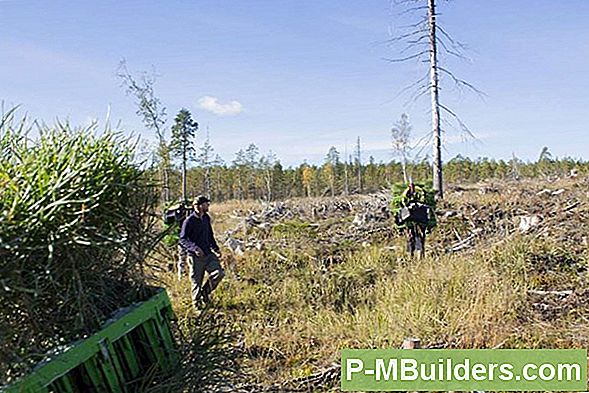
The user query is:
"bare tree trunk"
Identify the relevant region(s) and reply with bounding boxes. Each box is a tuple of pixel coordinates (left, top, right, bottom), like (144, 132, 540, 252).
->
(215, 169, 219, 200)
(237, 175, 243, 200)
(343, 157, 349, 195)
(511, 152, 520, 181)
(264, 167, 272, 201)
(330, 175, 335, 197)
(428, 0, 443, 199)
(267, 175, 272, 201)
(162, 167, 170, 203)
(357, 163, 362, 192)
(161, 142, 171, 203)
(182, 150, 187, 202)
(356, 137, 362, 193)
(401, 151, 408, 183)
(204, 167, 210, 196)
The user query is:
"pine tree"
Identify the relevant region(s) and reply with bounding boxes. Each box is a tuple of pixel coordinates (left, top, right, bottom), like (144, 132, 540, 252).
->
(170, 108, 198, 202)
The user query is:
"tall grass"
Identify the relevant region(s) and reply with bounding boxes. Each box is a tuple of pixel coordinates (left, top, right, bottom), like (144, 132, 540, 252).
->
(180, 221, 587, 385)
(0, 109, 160, 384)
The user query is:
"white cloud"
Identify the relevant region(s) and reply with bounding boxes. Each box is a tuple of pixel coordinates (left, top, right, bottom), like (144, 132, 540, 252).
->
(197, 96, 243, 116)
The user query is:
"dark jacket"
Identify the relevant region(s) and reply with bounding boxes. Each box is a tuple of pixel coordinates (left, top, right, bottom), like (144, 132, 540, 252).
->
(179, 211, 220, 256)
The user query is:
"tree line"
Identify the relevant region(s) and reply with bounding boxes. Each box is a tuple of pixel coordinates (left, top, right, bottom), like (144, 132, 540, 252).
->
(161, 149, 588, 203)
(117, 61, 586, 205)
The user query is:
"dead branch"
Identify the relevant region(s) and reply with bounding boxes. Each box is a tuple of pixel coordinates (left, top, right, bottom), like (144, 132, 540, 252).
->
(436, 24, 468, 51)
(382, 50, 429, 62)
(393, 72, 429, 100)
(438, 66, 486, 97)
(436, 36, 470, 60)
(439, 103, 478, 141)
(385, 28, 428, 45)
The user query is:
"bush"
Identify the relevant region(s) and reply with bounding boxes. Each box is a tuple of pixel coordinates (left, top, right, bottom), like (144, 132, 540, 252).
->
(0, 110, 160, 384)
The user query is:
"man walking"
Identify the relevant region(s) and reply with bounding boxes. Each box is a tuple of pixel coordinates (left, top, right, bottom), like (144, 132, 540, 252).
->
(179, 195, 225, 308)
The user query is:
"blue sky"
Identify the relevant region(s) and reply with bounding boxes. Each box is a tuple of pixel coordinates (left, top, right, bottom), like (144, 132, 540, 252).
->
(1, 0, 588, 167)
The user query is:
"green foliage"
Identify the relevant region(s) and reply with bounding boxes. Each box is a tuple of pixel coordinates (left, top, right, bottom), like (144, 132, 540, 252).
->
(164, 152, 589, 204)
(0, 111, 159, 384)
(144, 311, 240, 393)
(163, 223, 180, 247)
(117, 60, 167, 141)
(170, 108, 198, 163)
(272, 219, 318, 239)
(389, 180, 437, 229)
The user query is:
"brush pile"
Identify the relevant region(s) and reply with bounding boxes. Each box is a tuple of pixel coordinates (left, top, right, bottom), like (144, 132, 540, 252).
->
(222, 177, 589, 262)
(0, 112, 160, 384)
(437, 180, 589, 253)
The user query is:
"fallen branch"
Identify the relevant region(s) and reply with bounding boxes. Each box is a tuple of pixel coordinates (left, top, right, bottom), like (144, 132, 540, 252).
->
(271, 250, 288, 262)
(528, 289, 573, 296)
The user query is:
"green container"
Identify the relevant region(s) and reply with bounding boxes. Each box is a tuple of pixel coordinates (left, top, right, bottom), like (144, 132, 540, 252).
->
(2, 288, 178, 393)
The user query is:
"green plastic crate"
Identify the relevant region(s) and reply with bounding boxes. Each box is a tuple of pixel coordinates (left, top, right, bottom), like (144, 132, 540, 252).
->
(3, 288, 178, 393)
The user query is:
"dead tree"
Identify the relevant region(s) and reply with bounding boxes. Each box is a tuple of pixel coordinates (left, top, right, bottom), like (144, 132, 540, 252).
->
(198, 127, 215, 196)
(343, 146, 350, 195)
(386, 0, 483, 199)
(117, 60, 171, 203)
(428, 0, 442, 197)
(391, 113, 412, 183)
(260, 151, 277, 201)
(355, 136, 363, 193)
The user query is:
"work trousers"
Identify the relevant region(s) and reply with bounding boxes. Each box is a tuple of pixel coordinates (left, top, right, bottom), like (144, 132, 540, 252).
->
(177, 245, 188, 278)
(189, 253, 225, 306)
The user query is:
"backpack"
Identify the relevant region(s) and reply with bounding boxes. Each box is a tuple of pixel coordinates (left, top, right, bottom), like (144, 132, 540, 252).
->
(391, 181, 437, 229)
(164, 204, 188, 225)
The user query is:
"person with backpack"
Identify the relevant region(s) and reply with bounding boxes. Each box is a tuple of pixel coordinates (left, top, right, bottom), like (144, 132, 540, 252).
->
(393, 179, 435, 258)
(179, 195, 225, 308)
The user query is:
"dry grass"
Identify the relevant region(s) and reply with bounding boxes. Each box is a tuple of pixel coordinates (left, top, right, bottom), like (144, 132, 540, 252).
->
(208, 198, 261, 232)
(153, 178, 589, 389)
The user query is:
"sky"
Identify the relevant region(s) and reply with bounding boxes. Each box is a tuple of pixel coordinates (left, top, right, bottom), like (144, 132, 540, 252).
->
(1, 0, 588, 167)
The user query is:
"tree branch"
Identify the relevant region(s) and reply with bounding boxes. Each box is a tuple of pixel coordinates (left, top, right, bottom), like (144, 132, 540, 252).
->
(397, 5, 429, 17)
(382, 50, 429, 63)
(399, 40, 429, 54)
(393, 72, 429, 100)
(407, 34, 430, 45)
(439, 103, 478, 141)
(399, 17, 428, 30)
(384, 28, 427, 45)
(413, 131, 434, 159)
(405, 84, 431, 106)
(438, 66, 486, 97)
(436, 36, 469, 61)
(436, 24, 468, 51)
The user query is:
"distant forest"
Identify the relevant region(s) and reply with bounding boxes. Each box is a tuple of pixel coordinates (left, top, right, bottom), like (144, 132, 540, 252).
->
(163, 146, 588, 203)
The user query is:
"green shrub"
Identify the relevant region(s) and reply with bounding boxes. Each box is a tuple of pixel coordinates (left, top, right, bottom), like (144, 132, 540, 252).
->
(0, 110, 159, 383)
(389, 180, 437, 229)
